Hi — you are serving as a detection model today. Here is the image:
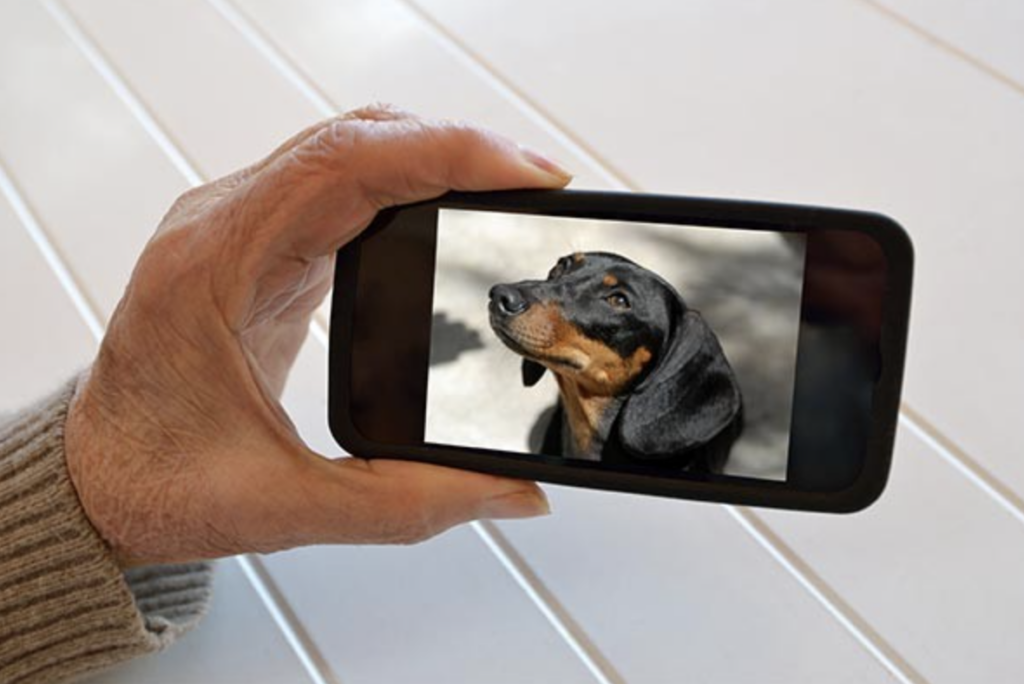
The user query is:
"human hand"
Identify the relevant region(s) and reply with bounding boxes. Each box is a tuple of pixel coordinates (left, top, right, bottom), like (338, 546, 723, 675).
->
(64, 105, 571, 566)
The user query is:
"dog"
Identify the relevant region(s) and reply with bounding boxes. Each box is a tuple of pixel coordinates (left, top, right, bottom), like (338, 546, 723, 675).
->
(488, 251, 743, 473)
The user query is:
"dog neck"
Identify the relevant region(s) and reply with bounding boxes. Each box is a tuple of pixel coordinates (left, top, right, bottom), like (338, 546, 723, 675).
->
(554, 376, 626, 460)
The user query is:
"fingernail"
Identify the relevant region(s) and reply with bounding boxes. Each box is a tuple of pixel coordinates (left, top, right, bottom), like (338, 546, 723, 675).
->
(518, 145, 573, 183)
(480, 487, 552, 520)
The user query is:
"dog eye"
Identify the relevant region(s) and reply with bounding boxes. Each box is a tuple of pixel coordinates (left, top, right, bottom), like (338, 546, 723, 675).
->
(606, 293, 630, 309)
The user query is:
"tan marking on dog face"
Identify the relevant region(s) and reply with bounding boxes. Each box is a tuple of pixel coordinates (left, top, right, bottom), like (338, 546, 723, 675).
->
(504, 303, 652, 394)
(602, 274, 618, 287)
(551, 329, 653, 397)
(572, 252, 585, 264)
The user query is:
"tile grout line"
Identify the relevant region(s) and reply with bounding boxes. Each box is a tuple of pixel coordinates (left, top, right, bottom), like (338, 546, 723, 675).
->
(38, 3, 340, 684)
(236, 555, 339, 684)
(40, 0, 206, 187)
(204, 0, 335, 119)
(855, 0, 1024, 99)
(204, 1, 625, 681)
(725, 506, 925, 684)
(898, 408, 1024, 527)
(472, 520, 625, 684)
(0, 157, 104, 341)
(395, 0, 633, 190)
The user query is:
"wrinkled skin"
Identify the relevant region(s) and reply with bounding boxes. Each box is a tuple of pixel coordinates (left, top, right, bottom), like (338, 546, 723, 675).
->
(64, 105, 571, 567)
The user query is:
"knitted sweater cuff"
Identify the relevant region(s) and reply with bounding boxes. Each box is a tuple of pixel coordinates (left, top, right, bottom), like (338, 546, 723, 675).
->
(0, 379, 213, 683)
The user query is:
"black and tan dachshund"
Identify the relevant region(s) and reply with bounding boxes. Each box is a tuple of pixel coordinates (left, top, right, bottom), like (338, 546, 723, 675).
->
(488, 251, 743, 473)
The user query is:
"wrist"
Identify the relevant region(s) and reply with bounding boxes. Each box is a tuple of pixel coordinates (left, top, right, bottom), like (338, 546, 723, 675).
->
(64, 369, 133, 567)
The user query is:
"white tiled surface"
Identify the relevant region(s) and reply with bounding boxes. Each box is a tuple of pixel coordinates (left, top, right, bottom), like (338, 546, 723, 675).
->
(1, 1, 1022, 683)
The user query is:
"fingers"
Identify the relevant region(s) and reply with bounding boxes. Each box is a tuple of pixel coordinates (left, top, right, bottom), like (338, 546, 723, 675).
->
(244, 111, 572, 258)
(298, 457, 550, 546)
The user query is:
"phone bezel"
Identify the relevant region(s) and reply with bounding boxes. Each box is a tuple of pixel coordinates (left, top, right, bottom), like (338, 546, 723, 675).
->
(328, 190, 913, 513)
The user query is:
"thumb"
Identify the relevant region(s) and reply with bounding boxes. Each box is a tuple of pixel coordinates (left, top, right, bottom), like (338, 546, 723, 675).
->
(307, 457, 551, 546)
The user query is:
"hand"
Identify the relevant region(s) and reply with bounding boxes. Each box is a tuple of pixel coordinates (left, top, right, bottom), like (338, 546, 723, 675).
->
(64, 105, 571, 566)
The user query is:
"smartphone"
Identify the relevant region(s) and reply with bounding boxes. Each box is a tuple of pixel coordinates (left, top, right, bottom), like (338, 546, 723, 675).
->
(328, 190, 912, 512)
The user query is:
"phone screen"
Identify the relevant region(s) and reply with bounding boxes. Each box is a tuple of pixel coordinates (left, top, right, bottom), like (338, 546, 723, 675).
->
(426, 209, 805, 482)
(338, 193, 904, 500)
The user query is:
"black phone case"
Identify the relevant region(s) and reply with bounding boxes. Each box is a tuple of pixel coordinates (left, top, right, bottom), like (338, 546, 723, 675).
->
(328, 190, 913, 513)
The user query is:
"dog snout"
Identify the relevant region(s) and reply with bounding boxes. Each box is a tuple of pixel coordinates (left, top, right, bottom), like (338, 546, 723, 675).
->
(489, 284, 529, 316)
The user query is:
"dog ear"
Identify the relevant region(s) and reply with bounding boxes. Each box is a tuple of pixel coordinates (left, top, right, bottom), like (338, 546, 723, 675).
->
(617, 311, 741, 461)
(522, 359, 547, 387)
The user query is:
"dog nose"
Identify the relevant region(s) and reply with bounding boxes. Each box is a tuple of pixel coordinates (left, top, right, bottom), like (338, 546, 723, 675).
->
(489, 284, 529, 316)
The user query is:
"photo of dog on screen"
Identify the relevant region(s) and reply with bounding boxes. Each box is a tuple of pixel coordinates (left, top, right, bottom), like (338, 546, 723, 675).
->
(488, 251, 743, 473)
(424, 210, 805, 481)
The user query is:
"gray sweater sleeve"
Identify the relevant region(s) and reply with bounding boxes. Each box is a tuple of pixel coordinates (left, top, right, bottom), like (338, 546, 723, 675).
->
(0, 379, 214, 683)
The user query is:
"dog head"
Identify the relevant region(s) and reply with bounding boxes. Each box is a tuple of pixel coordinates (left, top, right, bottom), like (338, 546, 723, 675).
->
(489, 251, 742, 460)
